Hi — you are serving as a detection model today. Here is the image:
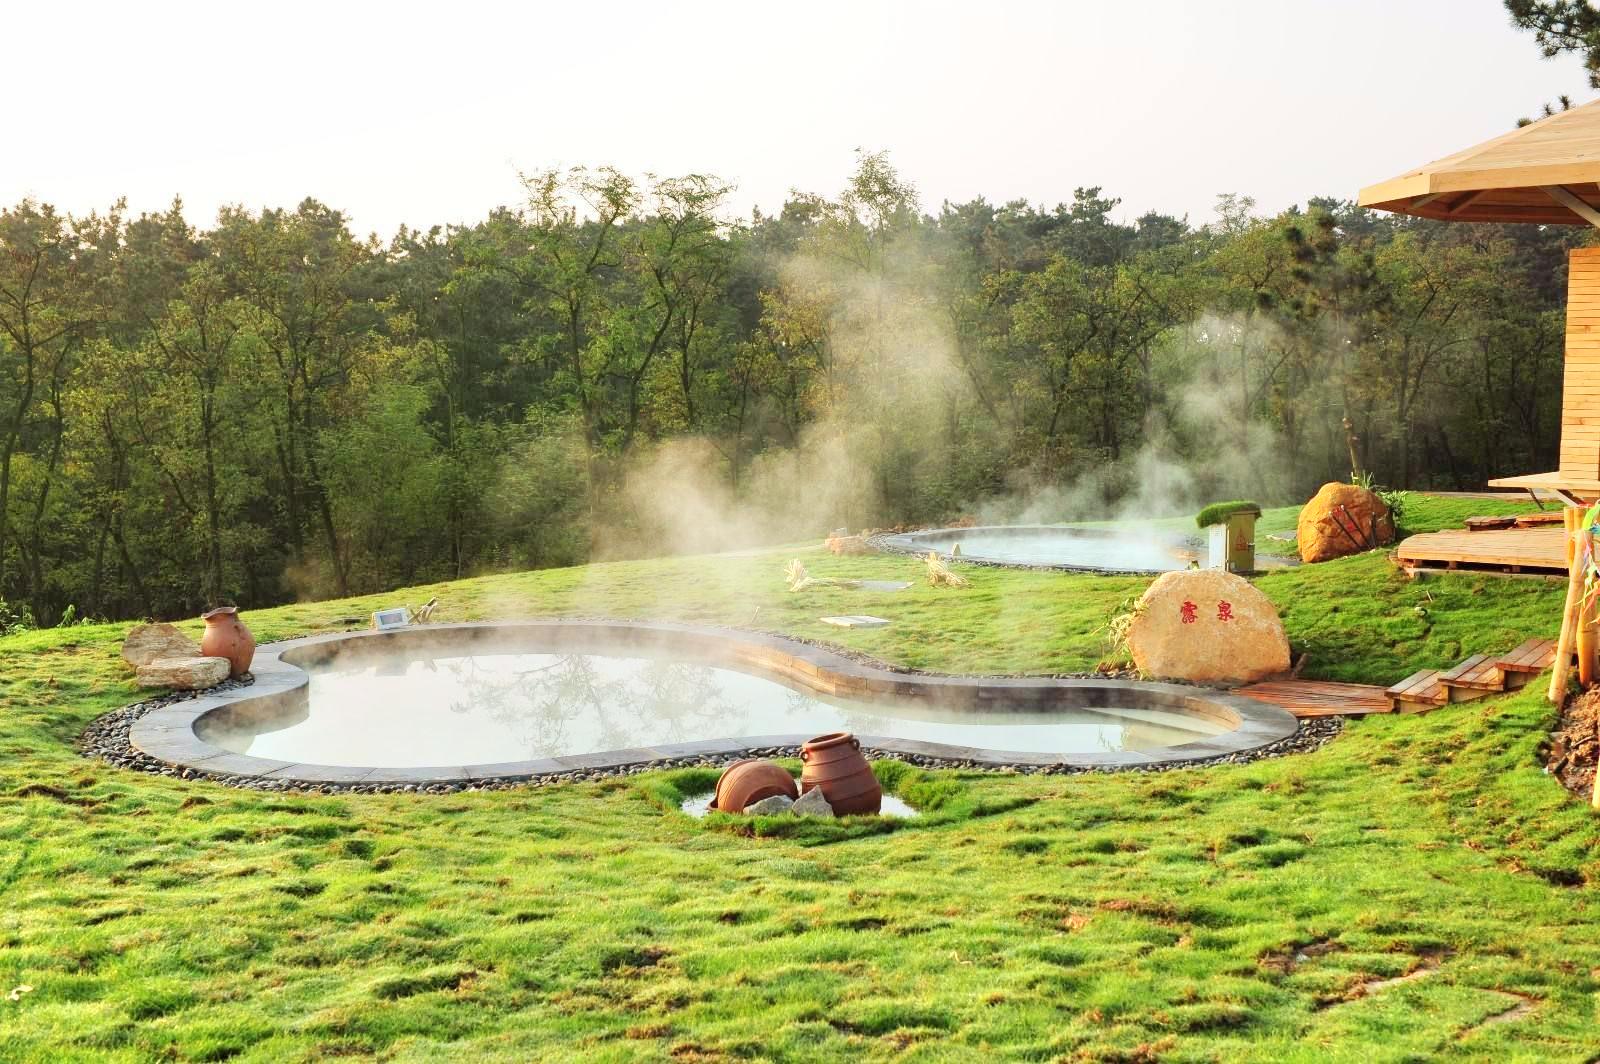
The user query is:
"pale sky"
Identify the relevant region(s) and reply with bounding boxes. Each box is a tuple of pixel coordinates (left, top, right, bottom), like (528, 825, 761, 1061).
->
(7, 0, 1592, 237)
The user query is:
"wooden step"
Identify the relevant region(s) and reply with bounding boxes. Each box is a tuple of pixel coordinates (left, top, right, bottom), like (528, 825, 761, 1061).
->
(1496, 637, 1559, 676)
(1235, 680, 1395, 718)
(1465, 515, 1517, 531)
(1385, 669, 1449, 712)
(1514, 512, 1566, 528)
(1438, 653, 1506, 698)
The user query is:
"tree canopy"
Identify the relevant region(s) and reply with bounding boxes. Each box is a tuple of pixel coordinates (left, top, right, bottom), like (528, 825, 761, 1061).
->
(0, 154, 1586, 625)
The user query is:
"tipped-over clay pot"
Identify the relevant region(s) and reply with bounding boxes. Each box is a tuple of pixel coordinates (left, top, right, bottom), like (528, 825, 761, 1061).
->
(711, 758, 798, 813)
(800, 732, 881, 815)
(200, 606, 255, 678)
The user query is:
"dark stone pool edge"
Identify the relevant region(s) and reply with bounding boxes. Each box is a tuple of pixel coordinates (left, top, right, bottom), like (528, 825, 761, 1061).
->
(88, 620, 1316, 794)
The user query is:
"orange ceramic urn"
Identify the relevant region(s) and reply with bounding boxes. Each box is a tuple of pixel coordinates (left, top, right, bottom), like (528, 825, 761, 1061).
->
(200, 607, 256, 678)
(799, 732, 881, 814)
(711, 759, 798, 813)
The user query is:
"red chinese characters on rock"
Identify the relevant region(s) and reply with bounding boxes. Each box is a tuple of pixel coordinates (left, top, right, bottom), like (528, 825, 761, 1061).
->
(1181, 600, 1236, 625)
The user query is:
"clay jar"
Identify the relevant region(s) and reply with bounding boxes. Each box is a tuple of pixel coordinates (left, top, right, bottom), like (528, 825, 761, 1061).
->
(800, 732, 882, 814)
(711, 759, 798, 813)
(200, 607, 256, 678)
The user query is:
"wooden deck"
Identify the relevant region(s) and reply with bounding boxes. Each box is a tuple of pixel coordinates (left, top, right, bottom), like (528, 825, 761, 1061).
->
(1422, 490, 1563, 502)
(1235, 680, 1394, 718)
(1487, 471, 1600, 503)
(1393, 527, 1567, 576)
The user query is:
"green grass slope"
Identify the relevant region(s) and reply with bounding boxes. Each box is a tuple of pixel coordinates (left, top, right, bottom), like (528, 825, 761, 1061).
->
(3, 494, 1597, 1061)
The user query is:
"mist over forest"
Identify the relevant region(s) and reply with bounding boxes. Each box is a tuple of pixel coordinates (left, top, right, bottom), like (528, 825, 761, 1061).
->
(0, 152, 1584, 623)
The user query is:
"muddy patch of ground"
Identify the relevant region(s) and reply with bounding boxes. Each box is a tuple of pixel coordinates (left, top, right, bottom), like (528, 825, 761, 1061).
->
(1544, 686, 1600, 798)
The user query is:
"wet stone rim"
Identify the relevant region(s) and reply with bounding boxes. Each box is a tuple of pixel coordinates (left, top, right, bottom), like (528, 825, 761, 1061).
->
(95, 620, 1308, 793)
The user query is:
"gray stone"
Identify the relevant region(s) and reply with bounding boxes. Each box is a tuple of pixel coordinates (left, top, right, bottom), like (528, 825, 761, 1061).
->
(743, 794, 795, 815)
(792, 787, 834, 817)
(135, 656, 230, 691)
(122, 623, 201, 669)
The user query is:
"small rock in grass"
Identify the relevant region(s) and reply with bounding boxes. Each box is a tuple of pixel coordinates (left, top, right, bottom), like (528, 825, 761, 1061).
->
(792, 788, 834, 817)
(135, 656, 230, 691)
(121, 623, 201, 669)
(743, 794, 795, 815)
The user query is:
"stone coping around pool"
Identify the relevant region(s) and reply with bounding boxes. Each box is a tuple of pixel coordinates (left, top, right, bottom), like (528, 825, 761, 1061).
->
(124, 620, 1301, 787)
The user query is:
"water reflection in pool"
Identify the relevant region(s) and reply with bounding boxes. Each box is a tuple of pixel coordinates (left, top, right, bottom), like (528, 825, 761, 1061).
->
(196, 651, 1230, 768)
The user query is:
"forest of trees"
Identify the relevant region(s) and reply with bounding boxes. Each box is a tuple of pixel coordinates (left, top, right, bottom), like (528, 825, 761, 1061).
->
(0, 150, 1588, 625)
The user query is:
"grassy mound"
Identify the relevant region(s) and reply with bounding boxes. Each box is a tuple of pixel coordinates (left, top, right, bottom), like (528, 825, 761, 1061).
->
(1196, 500, 1262, 528)
(7, 493, 1600, 1060)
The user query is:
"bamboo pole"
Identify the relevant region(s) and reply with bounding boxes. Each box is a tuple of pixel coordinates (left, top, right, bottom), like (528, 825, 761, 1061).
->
(1550, 507, 1586, 705)
(1592, 748, 1600, 810)
(1582, 577, 1599, 689)
(1578, 503, 1599, 687)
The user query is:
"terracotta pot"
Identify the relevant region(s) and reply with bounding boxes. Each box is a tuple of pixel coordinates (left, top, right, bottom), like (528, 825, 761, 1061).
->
(800, 732, 881, 815)
(711, 758, 798, 813)
(200, 607, 255, 678)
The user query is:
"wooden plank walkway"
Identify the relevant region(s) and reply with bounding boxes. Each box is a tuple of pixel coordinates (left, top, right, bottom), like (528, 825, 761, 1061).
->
(1394, 527, 1567, 576)
(1438, 653, 1504, 694)
(1385, 669, 1450, 710)
(1237, 639, 1560, 718)
(1236, 680, 1394, 718)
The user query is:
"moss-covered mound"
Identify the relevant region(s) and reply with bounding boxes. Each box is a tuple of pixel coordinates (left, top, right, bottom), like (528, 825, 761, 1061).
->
(1196, 499, 1262, 528)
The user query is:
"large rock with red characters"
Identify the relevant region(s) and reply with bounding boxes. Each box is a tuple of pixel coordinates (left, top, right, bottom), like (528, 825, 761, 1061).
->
(1297, 482, 1395, 564)
(1125, 569, 1290, 684)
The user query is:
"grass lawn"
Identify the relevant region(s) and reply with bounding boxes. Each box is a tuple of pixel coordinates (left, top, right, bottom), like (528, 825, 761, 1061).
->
(5, 494, 1600, 1061)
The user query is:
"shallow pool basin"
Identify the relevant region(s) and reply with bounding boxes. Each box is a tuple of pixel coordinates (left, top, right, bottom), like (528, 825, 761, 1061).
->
(128, 621, 1299, 786)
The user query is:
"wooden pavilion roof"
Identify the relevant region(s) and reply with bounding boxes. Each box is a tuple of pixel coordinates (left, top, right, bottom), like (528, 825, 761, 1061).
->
(1359, 97, 1600, 225)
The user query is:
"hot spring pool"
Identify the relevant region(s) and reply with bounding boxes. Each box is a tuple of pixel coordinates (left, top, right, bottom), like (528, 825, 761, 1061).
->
(879, 524, 1295, 573)
(126, 622, 1300, 785)
(196, 650, 1230, 768)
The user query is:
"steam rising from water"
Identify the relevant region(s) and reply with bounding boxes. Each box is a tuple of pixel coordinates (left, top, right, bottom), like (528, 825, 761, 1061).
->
(593, 233, 967, 559)
(590, 294, 1297, 565)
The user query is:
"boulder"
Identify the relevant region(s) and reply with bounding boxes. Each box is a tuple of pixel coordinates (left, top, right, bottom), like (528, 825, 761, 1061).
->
(744, 794, 796, 816)
(1296, 482, 1395, 564)
(121, 623, 201, 669)
(825, 530, 869, 555)
(792, 787, 835, 817)
(1125, 569, 1290, 684)
(135, 656, 230, 691)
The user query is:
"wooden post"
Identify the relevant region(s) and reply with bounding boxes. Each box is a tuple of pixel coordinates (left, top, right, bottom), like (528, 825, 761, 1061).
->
(1582, 537, 1599, 689)
(1550, 507, 1585, 704)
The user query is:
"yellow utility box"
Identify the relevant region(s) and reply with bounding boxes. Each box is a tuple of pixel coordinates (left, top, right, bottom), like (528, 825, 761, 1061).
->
(1204, 505, 1259, 573)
